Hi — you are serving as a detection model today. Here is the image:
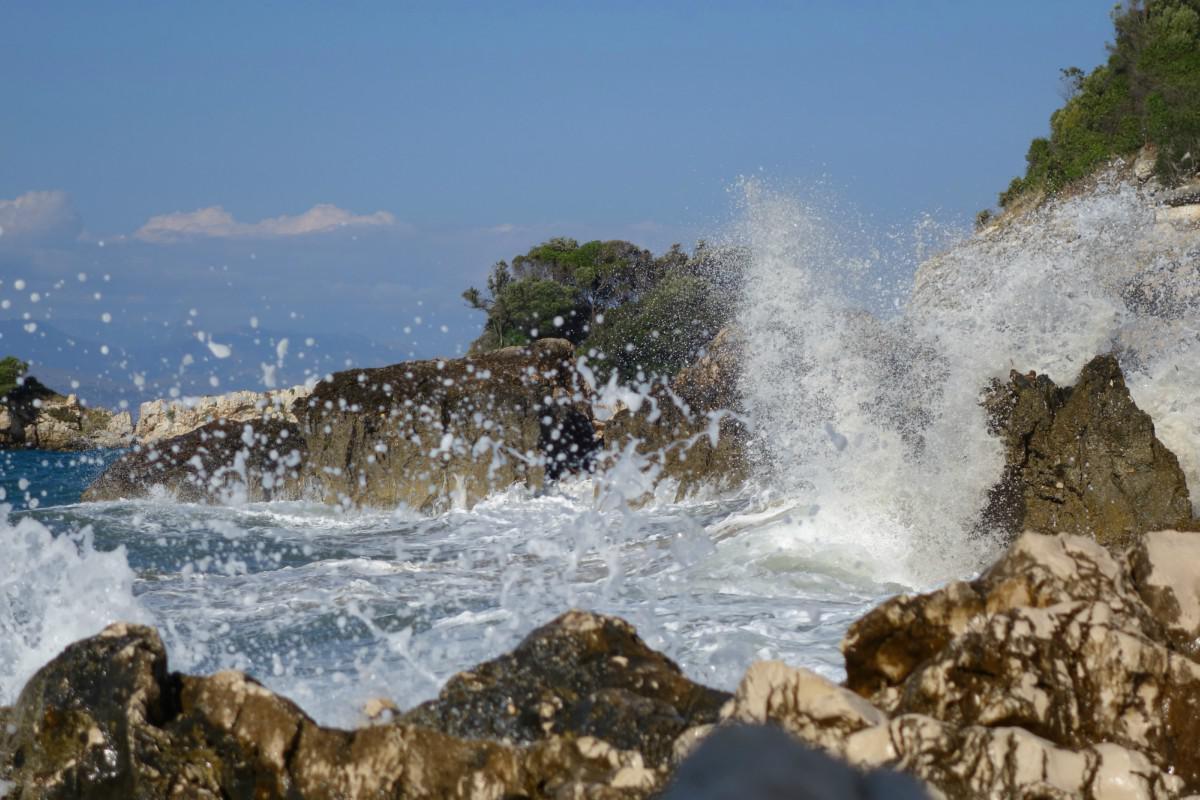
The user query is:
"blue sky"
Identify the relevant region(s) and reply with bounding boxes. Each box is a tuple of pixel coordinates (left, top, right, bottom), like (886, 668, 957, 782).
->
(1, 2, 1115, 401)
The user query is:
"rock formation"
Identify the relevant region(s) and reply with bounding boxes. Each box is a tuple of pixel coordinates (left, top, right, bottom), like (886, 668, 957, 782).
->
(8, 529, 1200, 798)
(981, 353, 1195, 549)
(400, 610, 729, 769)
(603, 326, 749, 499)
(135, 386, 311, 444)
(0, 378, 132, 451)
(81, 418, 305, 504)
(84, 339, 598, 510)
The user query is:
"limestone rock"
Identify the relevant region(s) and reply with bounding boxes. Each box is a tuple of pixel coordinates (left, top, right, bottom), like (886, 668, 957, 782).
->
(400, 610, 730, 768)
(981, 354, 1194, 550)
(135, 385, 310, 444)
(838, 530, 1200, 795)
(0, 378, 133, 451)
(82, 417, 305, 503)
(0, 622, 669, 799)
(604, 326, 749, 499)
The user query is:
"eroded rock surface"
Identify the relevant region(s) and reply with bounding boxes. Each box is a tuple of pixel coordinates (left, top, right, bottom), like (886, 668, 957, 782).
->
(296, 338, 595, 511)
(401, 610, 729, 768)
(981, 354, 1194, 549)
(0, 378, 133, 451)
(135, 386, 310, 444)
(833, 530, 1200, 797)
(84, 340, 597, 508)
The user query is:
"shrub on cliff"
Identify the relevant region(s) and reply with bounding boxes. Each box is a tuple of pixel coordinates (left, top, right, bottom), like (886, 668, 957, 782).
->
(463, 239, 737, 383)
(0, 356, 28, 399)
(1000, 0, 1200, 208)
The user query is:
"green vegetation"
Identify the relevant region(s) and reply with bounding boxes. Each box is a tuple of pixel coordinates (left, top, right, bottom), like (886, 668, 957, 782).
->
(0, 356, 28, 399)
(999, 0, 1200, 209)
(463, 238, 739, 382)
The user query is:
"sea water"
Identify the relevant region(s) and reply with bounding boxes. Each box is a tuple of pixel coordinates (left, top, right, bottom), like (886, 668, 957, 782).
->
(1, 175, 1197, 728)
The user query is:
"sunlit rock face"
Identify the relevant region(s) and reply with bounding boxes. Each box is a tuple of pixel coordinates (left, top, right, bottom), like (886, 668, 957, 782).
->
(980, 354, 1195, 550)
(134, 386, 311, 444)
(295, 337, 596, 511)
(0, 378, 133, 451)
(834, 530, 1200, 797)
(83, 339, 597, 509)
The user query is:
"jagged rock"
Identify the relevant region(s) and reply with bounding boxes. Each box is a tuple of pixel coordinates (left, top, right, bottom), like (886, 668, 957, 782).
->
(0, 623, 666, 799)
(295, 338, 596, 510)
(83, 340, 597, 509)
(604, 326, 748, 499)
(837, 530, 1200, 796)
(722, 659, 1188, 799)
(400, 610, 730, 768)
(135, 386, 310, 444)
(981, 354, 1194, 550)
(82, 418, 305, 503)
(0, 378, 133, 451)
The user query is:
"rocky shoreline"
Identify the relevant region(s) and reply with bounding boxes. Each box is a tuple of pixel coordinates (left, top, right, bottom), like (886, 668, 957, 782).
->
(1, 345, 1197, 797)
(3, 524, 1199, 798)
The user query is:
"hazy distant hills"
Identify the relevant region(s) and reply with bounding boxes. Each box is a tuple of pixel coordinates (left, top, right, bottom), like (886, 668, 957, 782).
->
(0, 318, 405, 412)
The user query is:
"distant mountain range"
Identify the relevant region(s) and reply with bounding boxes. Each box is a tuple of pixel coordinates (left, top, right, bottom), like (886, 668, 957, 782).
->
(0, 318, 406, 413)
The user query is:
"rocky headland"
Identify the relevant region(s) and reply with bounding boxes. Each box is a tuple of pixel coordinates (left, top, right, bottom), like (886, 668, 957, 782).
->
(0, 377, 132, 452)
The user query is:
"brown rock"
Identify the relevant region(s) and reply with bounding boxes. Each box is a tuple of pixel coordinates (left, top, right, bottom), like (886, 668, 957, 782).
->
(981, 354, 1194, 550)
(295, 337, 596, 511)
(604, 326, 749, 500)
(0, 622, 673, 799)
(81, 417, 305, 503)
(400, 610, 730, 768)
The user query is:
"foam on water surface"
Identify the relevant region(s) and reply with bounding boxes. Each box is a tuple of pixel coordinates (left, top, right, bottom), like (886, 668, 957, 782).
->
(1, 174, 1197, 729)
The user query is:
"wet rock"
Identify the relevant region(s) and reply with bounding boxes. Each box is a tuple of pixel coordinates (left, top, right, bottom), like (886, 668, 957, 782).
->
(296, 337, 596, 511)
(400, 610, 730, 768)
(981, 353, 1194, 550)
(84, 340, 597, 509)
(82, 417, 305, 503)
(604, 326, 749, 499)
(0, 378, 133, 451)
(0, 622, 670, 798)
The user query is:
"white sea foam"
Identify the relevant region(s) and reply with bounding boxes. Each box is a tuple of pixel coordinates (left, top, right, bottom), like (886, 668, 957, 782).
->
(0, 508, 148, 703)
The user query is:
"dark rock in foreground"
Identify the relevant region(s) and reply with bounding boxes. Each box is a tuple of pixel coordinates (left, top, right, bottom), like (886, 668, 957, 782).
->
(8, 528, 1200, 798)
(981, 353, 1194, 549)
(82, 339, 597, 510)
(662, 725, 928, 800)
(401, 610, 729, 768)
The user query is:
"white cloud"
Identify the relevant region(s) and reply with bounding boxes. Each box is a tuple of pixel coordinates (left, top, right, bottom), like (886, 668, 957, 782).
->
(0, 191, 82, 245)
(486, 223, 517, 234)
(135, 203, 400, 242)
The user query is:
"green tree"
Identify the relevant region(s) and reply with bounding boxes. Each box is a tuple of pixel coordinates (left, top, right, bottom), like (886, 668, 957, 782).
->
(1001, 0, 1200, 207)
(0, 356, 29, 399)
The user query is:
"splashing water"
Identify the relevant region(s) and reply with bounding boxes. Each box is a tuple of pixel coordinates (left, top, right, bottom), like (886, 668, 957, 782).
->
(1, 172, 1197, 728)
